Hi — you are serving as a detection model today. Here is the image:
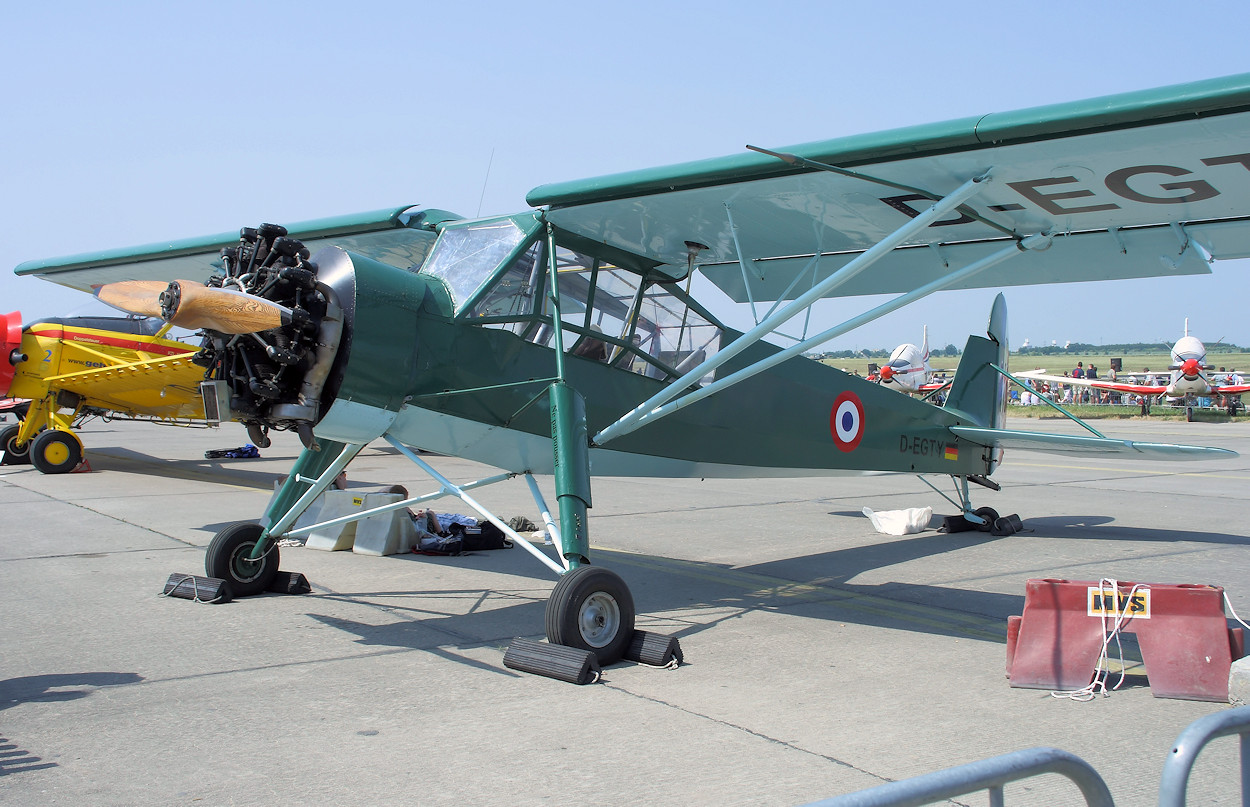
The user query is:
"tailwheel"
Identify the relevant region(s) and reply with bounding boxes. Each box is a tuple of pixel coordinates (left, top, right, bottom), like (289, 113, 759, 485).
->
(0, 425, 31, 465)
(30, 430, 83, 474)
(545, 566, 635, 666)
(973, 506, 999, 533)
(205, 521, 280, 597)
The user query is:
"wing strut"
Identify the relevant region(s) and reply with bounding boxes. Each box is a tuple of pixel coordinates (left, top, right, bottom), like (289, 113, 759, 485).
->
(594, 173, 994, 445)
(594, 182, 1057, 445)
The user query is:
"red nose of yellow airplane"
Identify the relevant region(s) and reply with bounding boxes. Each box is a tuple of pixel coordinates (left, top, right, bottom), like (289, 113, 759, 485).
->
(1, 310, 24, 397)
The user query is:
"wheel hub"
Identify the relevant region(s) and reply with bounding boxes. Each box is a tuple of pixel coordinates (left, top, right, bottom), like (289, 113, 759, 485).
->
(43, 441, 70, 465)
(230, 544, 265, 582)
(578, 592, 620, 648)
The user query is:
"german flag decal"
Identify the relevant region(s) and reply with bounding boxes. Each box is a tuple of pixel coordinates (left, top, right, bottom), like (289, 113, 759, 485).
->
(944, 444, 958, 461)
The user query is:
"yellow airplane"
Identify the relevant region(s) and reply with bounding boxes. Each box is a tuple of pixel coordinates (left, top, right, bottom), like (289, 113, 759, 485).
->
(1, 309, 207, 473)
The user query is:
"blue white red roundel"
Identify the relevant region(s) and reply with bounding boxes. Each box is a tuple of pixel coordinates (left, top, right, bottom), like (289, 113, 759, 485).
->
(830, 391, 864, 452)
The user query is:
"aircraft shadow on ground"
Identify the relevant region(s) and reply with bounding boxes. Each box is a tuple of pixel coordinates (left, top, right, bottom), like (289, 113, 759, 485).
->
(86, 445, 417, 497)
(1021, 515, 1250, 546)
(194, 496, 1247, 668)
(86, 447, 289, 490)
(291, 501, 1250, 669)
(0, 671, 144, 711)
(287, 529, 1031, 665)
(0, 672, 141, 778)
(0, 674, 143, 709)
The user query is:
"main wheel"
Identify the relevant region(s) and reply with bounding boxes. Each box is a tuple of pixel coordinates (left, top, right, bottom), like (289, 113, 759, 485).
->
(545, 566, 635, 666)
(973, 506, 1000, 533)
(30, 430, 83, 474)
(0, 425, 31, 465)
(205, 522, 280, 597)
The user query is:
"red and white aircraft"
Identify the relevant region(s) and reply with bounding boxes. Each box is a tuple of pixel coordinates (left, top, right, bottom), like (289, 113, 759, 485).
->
(1020, 322, 1249, 419)
(871, 326, 948, 395)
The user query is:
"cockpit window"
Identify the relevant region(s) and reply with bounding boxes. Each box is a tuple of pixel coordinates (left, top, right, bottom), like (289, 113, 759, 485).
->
(423, 219, 530, 309)
(630, 282, 722, 381)
(466, 241, 544, 335)
(462, 228, 723, 383)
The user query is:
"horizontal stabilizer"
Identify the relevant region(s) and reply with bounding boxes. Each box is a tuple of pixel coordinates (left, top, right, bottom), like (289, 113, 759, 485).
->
(950, 426, 1236, 461)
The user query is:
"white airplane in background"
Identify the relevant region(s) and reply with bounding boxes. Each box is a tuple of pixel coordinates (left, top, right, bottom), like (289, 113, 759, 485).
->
(1020, 321, 1250, 420)
(871, 326, 948, 395)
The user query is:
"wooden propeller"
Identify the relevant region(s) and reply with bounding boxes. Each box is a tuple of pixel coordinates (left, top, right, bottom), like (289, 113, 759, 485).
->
(95, 280, 293, 334)
(94, 280, 167, 318)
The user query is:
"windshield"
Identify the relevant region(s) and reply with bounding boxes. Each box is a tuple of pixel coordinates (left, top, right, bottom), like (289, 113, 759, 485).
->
(422, 219, 530, 310)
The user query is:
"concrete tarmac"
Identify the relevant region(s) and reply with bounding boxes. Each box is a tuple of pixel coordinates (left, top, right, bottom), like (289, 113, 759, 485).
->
(1, 415, 1248, 805)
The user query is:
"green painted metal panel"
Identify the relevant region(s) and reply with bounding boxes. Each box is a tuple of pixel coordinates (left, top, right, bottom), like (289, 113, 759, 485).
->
(528, 73, 1250, 208)
(332, 251, 430, 411)
(394, 314, 985, 476)
(17, 206, 420, 276)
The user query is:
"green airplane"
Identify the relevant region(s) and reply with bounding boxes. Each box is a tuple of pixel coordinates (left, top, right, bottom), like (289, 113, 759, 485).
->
(14, 73, 1249, 665)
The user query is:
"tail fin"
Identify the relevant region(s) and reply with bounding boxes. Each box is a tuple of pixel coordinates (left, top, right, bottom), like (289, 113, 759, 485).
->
(943, 294, 1009, 429)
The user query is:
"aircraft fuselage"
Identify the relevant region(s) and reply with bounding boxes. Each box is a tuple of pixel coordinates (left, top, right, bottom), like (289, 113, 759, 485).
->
(301, 248, 995, 479)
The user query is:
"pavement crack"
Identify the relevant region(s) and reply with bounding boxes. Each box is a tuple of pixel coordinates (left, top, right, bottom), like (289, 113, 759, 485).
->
(600, 682, 895, 786)
(1, 479, 200, 548)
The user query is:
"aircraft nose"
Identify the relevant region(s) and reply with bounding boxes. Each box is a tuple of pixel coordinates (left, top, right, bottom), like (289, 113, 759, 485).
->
(1, 310, 24, 396)
(879, 365, 895, 381)
(1181, 358, 1201, 378)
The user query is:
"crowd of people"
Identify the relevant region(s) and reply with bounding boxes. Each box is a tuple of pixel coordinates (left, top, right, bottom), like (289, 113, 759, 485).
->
(1009, 360, 1244, 411)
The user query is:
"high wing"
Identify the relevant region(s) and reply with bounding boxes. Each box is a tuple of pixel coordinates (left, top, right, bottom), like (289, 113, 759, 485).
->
(1016, 369, 1166, 395)
(528, 74, 1250, 301)
(14, 206, 459, 293)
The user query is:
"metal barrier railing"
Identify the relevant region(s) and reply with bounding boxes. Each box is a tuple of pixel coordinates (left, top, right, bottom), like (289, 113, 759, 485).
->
(1158, 705, 1250, 807)
(800, 706, 1250, 807)
(799, 747, 1114, 807)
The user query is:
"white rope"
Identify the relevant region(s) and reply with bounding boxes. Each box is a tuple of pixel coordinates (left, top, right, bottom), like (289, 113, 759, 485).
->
(636, 658, 681, 670)
(159, 574, 225, 604)
(1051, 578, 1147, 701)
(1226, 592, 1250, 631)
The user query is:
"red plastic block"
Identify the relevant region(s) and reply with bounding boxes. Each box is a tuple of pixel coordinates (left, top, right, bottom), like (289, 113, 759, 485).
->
(1006, 578, 1243, 702)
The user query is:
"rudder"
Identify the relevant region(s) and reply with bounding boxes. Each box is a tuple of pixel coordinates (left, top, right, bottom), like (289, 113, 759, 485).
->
(943, 293, 1009, 430)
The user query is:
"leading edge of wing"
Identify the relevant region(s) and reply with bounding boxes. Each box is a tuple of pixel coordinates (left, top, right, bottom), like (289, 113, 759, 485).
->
(1014, 370, 1164, 395)
(950, 425, 1236, 460)
(13, 205, 444, 292)
(527, 73, 1250, 208)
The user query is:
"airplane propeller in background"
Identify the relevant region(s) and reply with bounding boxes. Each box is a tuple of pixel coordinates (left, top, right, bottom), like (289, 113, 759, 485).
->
(95, 279, 294, 334)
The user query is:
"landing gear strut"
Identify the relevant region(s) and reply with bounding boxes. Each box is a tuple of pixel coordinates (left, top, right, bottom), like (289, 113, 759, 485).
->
(921, 474, 1020, 535)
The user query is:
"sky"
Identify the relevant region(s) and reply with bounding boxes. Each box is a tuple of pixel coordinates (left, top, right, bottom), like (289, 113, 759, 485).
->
(2, 0, 1248, 353)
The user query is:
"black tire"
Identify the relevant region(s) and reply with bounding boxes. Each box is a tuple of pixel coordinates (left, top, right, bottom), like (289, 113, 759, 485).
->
(545, 566, 635, 666)
(205, 522, 279, 597)
(30, 430, 83, 474)
(973, 506, 1000, 533)
(0, 425, 30, 465)
(1186, 406, 1194, 422)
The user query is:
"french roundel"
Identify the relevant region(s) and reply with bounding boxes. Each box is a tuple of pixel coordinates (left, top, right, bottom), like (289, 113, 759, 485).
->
(830, 391, 864, 452)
